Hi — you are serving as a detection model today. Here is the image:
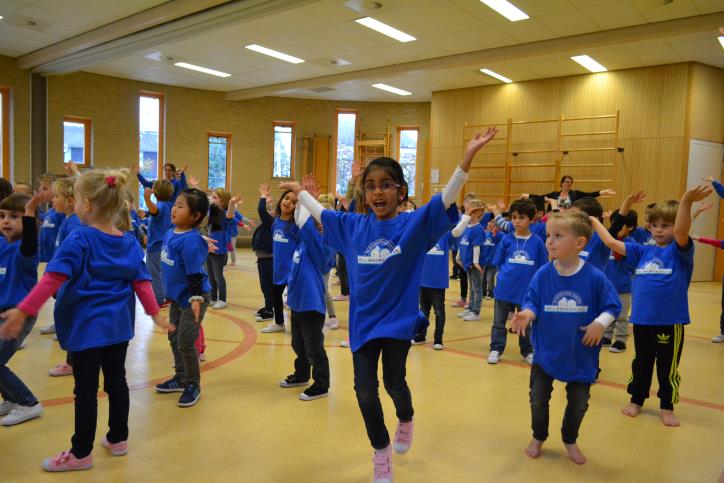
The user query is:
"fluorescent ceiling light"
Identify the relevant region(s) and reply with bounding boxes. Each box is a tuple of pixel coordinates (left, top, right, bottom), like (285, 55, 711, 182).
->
(245, 44, 304, 64)
(372, 83, 412, 96)
(355, 17, 416, 42)
(480, 68, 512, 83)
(174, 62, 231, 78)
(570, 55, 607, 73)
(479, 0, 529, 22)
(719, 36, 724, 49)
(0, 16, 4, 20)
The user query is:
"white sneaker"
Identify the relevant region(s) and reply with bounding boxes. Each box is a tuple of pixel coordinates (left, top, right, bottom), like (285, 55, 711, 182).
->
(487, 350, 500, 364)
(327, 317, 340, 330)
(432, 343, 443, 350)
(199, 353, 206, 362)
(462, 312, 480, 321)
(212, 301, 227, 310)
(340, 340, 350, 348)
(261, 323, 285, 333)
(0, 400, 17, 416)
(39, 324, 55, 334)
(0, 403, 43, 426)
(456, 310, 471, 319)
(525, 353, 534, 365)
(712, 334, 724, 343)
(18, 339, 26, 350)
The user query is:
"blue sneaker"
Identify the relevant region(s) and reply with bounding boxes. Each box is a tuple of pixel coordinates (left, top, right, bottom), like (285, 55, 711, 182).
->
(155, 376, 185, 393)
(178, 384, 200, 407)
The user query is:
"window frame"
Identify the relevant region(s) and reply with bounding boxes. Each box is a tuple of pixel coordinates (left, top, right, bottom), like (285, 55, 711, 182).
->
(207, 132, 232, 190)
(396, 126, 420, 198)
(272, 121, 296, 179)
(139, 91, 165, 180)
(63, 115, 92, 167)
(1, 86, 10, 178)
(333, 108, 358, 194)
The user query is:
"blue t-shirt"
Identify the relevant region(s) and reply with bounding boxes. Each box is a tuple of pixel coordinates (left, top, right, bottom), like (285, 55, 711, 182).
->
(161, 229, 211, 308)
(523, 262, 621, 383)
(493, 232, 548, 305)
(579, 232, 610, 271)
(482, 230, 503, 266)
(604, 250, 634, 294)
(209, 216, 232, 256)
(39, 208, 65, 262)
(227, 211, 244, 238)
(322, 194, 458, 352)
(55, 213, 81, 249)
(47, 226, 151, 352)
(625, 240, 694, 325)
(459, 224, 484, 271)
(421, 232, 452, 290)
(0, 237, 39, 308)
(449, 234, 459, 252)
(287, 219, 336, 315)
(531, 221, 547, 241)
(272, 218, 299, 285)
(630, 227, 655, 246)
(147, 201, 173, 252)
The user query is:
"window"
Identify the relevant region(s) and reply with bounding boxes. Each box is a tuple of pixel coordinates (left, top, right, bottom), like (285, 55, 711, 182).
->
(208, 133, 231, 189)
(272, 122, 295, 178)
(63, 116, 92, 166)
(334, 110, 357, 194)
(0, 86, 8, 178)
(397, 127, 419, 197)
(138, 92, 164, 209)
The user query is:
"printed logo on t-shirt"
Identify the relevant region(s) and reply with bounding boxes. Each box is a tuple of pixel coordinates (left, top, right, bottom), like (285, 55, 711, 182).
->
(460, 237, 470, 246)
(609, 253, 615, 260)
(580, 250, 590, 259)
(635, 258, 672, 275)
(544, 291, 589, 313)
(293, 249, 301, 264)
(507, 250, 534, 265)
(273, 229, 289, 243)
(357, 239, 402, 265)
(427, 244, 445, 256)
(41, 218, 55, 229)
(484, 238, 495, 246)
(644, 238, 656, 246)
(0, 267, 6, 275)
(160, 247, 174, 266)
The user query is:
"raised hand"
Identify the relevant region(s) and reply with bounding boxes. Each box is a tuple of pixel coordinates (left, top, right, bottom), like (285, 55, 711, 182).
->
(26, 193, 44, 216)
(682, 184, 713, 203)
(188, 176, 200, 188)
(143, 187, 153, 198)
(229, 195, 241, 206)
(599, 189, 617, 197)
(464, 126, 499, 160)
(580, 322, 604, 347)
(693, 201, 714, 220)
(351, 159, 362, 180)
(259, 183, 271, 199)
(242, 224, 252, 232)
(703, 176, 716, 183)
(279, 181, 303, 195)
(131, 165, 140, 175)
(63, 162, 78, 176)
(603, 210, 612, 219)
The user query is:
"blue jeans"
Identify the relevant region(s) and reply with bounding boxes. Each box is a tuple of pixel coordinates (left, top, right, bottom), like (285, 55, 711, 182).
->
(0, 314, 39, 406)
(146, 249, 165, 304)
(467, 268, 484, 314)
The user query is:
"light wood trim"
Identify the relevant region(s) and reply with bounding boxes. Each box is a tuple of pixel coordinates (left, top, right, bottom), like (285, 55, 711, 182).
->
(63, 115, 92, 167)
(0, 86, 9, 179)
(207, 132, 232, 190)
(559, 163, 615, 168)
(562, 131, 616, 137)
(272, 121, 296, 179)
(140, 91, 165, 179)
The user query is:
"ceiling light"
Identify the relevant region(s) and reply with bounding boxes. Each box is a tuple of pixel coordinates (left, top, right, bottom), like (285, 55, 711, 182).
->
(0, 16, 4, 20)
(372, 83, 411, 96)
(479, 0, 529, 22)
(174, 62, 231, 78)
(355, 17, 416, 42)
(719, 36, 724, 49)
(570, 55, 607, 73)
(480, 68, 512, 83)
(245, 44, 304, 64)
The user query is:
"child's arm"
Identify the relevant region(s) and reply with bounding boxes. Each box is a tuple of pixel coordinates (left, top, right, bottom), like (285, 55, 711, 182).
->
(442, 127, 498, 208)
(619, 190, 646, 216)
(704, 176, 724, 199)
(132, 165, 153, 189)
(21, 194, 42, 257)
(691, 235, 724, 249)
(227, 196, 240, 219)
(143, 188, 159, 215)
(451, 214, 470, 237)
(590, 217, 626, 256)
(131, 280, 170, 330)
(675, 185, 712, 249)
(0, 272, 68, 339)
(472, 245, 483, 273)
(692, 201, 714, 221)
(509, 309, 535, 337)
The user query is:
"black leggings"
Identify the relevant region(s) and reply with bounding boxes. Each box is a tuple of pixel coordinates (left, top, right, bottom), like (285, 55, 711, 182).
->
(272, 283, 287, 326)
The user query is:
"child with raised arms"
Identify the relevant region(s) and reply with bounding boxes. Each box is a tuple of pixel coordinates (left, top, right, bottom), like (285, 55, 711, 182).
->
(0, 168, 168, 471)
(253, 185, 275, 322)
(144, 179, 174, 306)
(281, 127, 497, 483)
(206, 188, 240, 310)
(481, 218, 503, 299)
(454, 199, 485, 321)
(590, 185, 711, 426)
(510, 210, 621, 465)
(155, 188, 211, 406)
(37, 173, 65, 263)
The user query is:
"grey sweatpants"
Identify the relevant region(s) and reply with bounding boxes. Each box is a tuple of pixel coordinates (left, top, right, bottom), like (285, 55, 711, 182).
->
(604, 293, 631, 343)
(323, 271, 335, 318)
(169, 295, 210, 386)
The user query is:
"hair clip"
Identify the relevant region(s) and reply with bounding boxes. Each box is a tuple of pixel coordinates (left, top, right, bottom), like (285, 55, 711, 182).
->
(105, 175, 116, 187)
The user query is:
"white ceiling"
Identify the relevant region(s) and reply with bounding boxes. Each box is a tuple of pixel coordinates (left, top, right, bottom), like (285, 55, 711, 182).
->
(1, 0, 722, 101)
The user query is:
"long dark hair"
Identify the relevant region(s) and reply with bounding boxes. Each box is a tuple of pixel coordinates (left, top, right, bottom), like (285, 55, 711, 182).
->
(178, 188, 209, 227)
(275, 189, 294, 218)
(0, 177, 12, 202)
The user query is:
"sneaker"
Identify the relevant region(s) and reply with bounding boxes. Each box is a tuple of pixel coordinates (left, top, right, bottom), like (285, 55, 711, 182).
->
(449, 274, 458, 280)
(261, 323, 285, 333)
(393, 418, 414, 454)
(712, 334, 724, 343)
(524, 353, 534, 365)
(159, 301, 171, 309)
(178, 384, 200, 407)
(327, 317, 340, 330)
(155, 376, 186, 393)
(609, 341, 627, 353)
(0, 403, 43, 426)
(42, 450, 93, 472)
(17, 339, 26, 350)
(255, 309, 273, 321)
(101, 437, 128, 456)
(340, 340, 350, 348)
(0, 400, 17, 416)
(433, 343, 444, 350)
(451, 299, 466, 308)
(298, 385, 328, 401)
(255, 307, 265, 316)
(279, 375, 309, 388)
(212, 301, 228, 310)
(601, 337, 612, 347)
(372, 445, 393, 483)
(487, 350, 500, 364)
(39, 324, 56, 334)
(48, 363, 73, 377)
(199, 352, 206, 362)
(411, 338, 426, 345)
(53, 334, 58, 341)
(333, 294, 349, 301)
(456, 310, 471, 319)
(463, 312, 480, 321)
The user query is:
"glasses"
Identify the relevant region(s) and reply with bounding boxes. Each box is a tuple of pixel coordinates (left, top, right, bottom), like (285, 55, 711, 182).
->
(364, 181, 400, 192)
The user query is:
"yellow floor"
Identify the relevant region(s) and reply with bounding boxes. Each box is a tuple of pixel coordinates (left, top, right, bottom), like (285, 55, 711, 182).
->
(4, 249, 724, 482)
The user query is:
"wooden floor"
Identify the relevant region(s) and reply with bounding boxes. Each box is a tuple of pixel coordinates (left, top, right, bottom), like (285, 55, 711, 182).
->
(4, 249, 724, 482)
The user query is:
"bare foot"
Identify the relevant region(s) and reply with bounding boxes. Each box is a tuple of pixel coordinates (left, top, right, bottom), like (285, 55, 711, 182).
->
(660, 409, 680, 427)
(524, 438, 543, 459)
(621, 402, 642, 417)
(564, 443, 587, 465)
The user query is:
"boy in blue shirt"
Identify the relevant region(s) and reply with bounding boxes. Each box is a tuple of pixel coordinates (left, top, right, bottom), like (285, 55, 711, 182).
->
(571, 197, 611, 272)
(488, 199, 548, 365)
(591, 184, 711, 427)
(511, 210, 621, 465)
(482, 219, 502, 299)
(37, 173, 65, 263)
(143, 180, 174, 306)
(456, 200, 485, 321)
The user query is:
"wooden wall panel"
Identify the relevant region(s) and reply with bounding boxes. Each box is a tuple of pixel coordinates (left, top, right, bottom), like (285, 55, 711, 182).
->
(0, 55, 31, 182)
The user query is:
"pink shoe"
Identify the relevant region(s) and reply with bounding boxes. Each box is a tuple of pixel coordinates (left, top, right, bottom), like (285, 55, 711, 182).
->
(451, 299, 466, 307)
(48, 363, 73, 377)
(101, 437, 128, 456)
(372, 445, 393, 483)
(42, 450, 93, 472)
(393, 418, 414, 454)
(333, 295, 349, 301)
